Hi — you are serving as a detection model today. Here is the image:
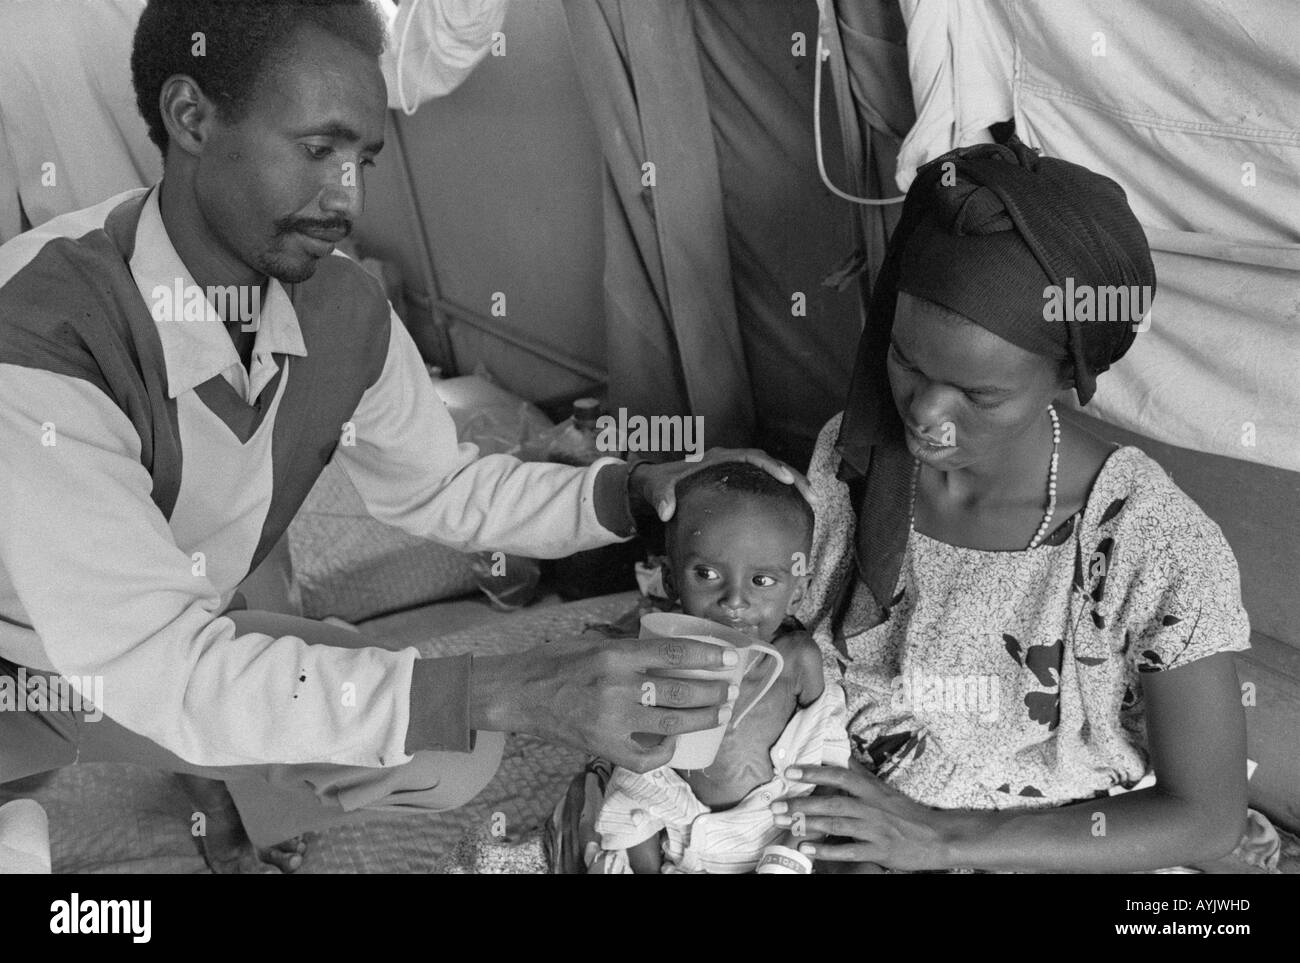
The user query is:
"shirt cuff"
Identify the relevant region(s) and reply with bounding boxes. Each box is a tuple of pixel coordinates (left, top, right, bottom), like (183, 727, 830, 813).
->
(593, 462, 637, 537)
(406, 654, 476, 754)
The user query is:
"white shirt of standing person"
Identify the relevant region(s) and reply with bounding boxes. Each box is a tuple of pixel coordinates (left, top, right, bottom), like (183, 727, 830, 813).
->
(375, 0, 511, 114)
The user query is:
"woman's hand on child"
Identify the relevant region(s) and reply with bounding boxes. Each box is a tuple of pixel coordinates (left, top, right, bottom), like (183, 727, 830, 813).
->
(630, 448, 815, 522)
(770, 759, 956, 871)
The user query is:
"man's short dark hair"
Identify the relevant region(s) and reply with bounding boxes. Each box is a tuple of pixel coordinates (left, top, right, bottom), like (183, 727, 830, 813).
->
(667, 461, 815, 556)
(131, 0, 387, 156)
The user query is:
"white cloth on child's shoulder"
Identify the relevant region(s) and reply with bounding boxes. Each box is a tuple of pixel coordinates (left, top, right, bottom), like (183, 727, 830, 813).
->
(594, 682, 850, 874)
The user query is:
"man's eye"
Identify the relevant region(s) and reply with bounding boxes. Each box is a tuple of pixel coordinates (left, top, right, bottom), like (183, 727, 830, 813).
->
(303, 144, 332, 160)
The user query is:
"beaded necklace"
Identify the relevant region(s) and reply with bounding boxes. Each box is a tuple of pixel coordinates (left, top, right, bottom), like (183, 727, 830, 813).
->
(909, 405, 1061, 550)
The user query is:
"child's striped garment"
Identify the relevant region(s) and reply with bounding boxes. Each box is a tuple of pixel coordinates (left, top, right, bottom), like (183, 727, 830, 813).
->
(594, 682, 850, 874)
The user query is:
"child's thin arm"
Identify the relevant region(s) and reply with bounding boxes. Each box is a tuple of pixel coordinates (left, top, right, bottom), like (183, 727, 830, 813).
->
(781, 629, 825, 709)
(626, 833, 664, 874)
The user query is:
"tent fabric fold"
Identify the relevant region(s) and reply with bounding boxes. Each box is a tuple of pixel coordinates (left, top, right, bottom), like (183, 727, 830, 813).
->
(563, 0, 913, 464)
(562, 0, 752, 448)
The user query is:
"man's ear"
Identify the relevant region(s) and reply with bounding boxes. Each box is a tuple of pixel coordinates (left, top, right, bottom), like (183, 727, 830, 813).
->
(159, 75, 218, 160)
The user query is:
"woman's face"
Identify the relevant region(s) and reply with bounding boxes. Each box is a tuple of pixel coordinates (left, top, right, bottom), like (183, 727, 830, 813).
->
(887, 291, 1064, 471)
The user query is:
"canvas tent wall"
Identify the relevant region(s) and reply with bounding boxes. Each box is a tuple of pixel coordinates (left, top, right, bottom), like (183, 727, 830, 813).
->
(558, 0, 910, 465)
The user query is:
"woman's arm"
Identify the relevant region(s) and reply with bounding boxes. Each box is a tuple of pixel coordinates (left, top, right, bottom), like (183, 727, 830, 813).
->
(947, 651, 1247, 872)
(779, 652, 1248, 872)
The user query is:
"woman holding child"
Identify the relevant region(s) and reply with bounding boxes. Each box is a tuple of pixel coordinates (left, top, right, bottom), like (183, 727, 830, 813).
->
(774, 139, 1255, 872)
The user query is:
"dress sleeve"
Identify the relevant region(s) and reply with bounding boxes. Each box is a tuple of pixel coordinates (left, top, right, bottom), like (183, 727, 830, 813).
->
(1122, 510, 1251, 674)
(796, 414, 854, 620)
(804, 413, 850, 560)
(795, 414, 861, 678)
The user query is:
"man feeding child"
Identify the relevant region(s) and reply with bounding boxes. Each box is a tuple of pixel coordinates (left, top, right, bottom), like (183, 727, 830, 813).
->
(590, 462, 849, 874)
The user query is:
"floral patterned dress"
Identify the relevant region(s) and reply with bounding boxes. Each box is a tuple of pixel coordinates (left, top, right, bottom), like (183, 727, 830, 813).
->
(798, 415, 1252, 811)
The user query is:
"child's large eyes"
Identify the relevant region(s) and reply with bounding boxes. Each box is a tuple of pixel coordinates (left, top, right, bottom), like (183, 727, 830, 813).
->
(752, 574, 777, 588)
(692, 566, 720, 582)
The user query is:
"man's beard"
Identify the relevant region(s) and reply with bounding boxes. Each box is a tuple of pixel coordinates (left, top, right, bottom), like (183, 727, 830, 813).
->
(255, 217, 350, 284)
(252, 235, 320, 284)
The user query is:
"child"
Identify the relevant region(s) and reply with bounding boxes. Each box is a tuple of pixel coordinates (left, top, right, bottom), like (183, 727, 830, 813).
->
(592, 462, 849, 873)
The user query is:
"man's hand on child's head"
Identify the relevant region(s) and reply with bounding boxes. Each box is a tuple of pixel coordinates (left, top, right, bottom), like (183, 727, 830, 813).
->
(630, 448, 816, 522)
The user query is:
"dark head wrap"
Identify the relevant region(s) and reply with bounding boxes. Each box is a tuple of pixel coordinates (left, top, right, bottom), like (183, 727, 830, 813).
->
(833, 137, 1155, 612)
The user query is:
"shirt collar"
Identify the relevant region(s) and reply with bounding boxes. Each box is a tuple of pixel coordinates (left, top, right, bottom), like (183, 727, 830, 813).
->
(130, 184, 308, 399)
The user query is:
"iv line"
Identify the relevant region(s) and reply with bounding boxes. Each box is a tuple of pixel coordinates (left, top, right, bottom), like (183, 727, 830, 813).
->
(813, 34, 906, 207)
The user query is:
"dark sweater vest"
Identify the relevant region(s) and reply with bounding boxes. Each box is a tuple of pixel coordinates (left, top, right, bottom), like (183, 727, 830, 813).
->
(0, 192, 392, 578)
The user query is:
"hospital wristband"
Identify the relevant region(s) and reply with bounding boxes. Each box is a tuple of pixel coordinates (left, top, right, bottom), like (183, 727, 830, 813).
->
(756, 844, 813, 875)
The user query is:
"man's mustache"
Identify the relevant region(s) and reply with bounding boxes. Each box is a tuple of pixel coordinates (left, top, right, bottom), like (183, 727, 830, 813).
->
(276, 218, 352, 239)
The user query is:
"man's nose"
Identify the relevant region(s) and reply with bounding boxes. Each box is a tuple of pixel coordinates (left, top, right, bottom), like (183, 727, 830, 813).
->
(318, 177, 363, 223)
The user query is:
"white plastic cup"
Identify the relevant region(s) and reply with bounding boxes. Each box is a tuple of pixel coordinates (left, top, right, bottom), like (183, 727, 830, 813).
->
(639, 611, 784, 770)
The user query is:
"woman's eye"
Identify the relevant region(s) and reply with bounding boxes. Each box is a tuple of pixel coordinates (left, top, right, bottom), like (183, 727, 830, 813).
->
(966, 392, 1001, 410)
